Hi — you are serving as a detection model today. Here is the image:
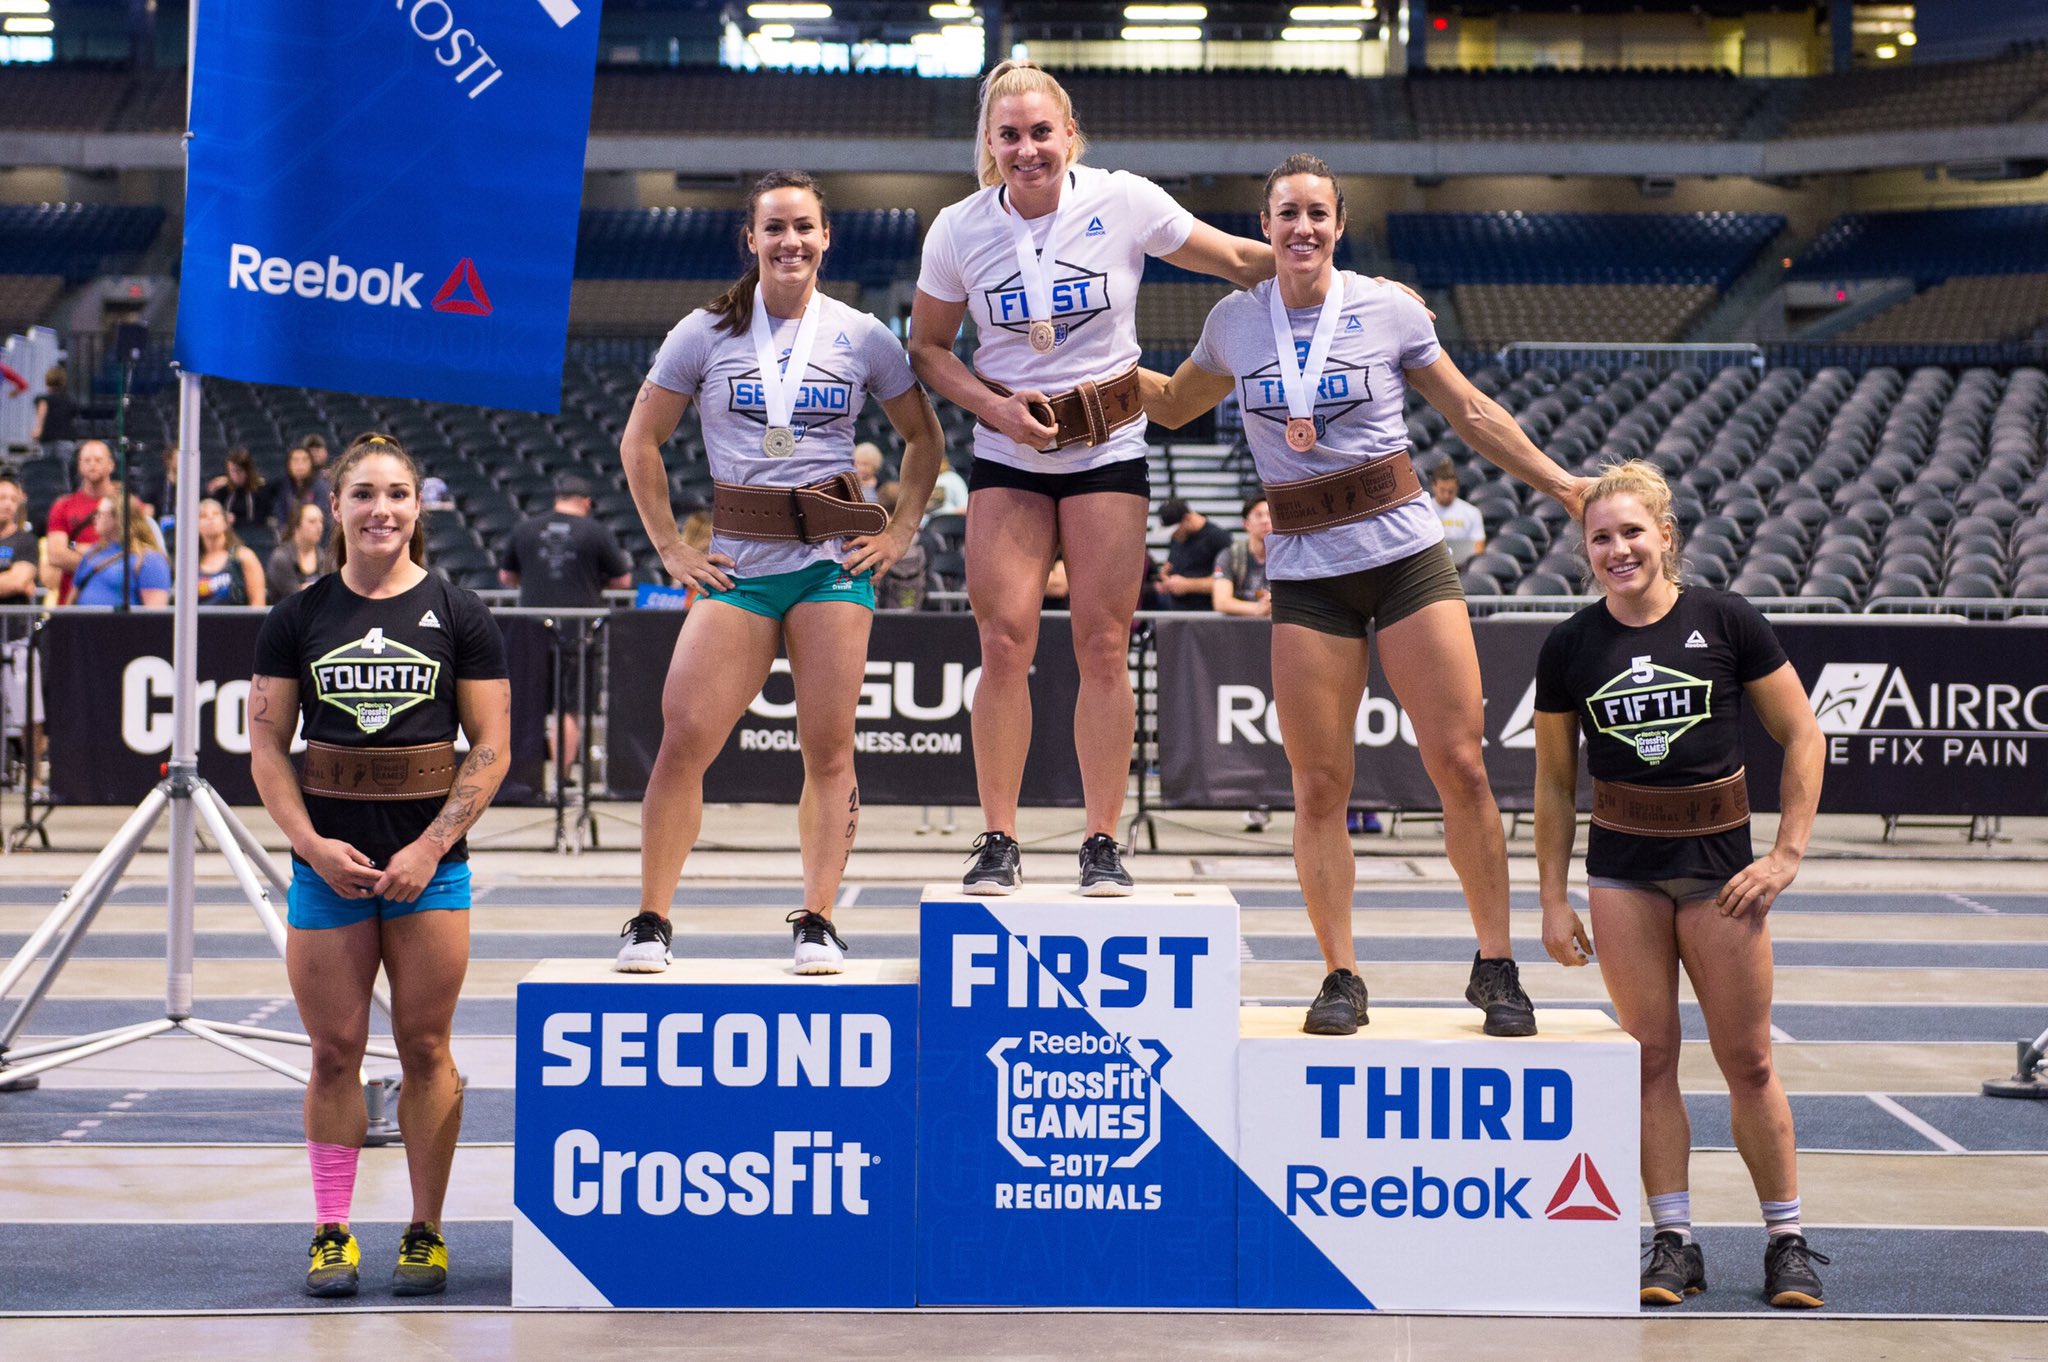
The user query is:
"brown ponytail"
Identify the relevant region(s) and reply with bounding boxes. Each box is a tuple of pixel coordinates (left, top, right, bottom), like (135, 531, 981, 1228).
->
(328, 432, 428, 571)
(704, 170, 831, 338)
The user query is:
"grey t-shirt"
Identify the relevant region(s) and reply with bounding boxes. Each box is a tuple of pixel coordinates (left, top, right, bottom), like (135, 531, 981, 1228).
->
(1189, 272, 1446, 581)
(647, 293, 917, 578)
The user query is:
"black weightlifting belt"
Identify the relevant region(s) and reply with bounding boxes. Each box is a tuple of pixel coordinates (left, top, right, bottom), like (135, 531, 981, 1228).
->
(302, 741, 457, 802)
(712, 473, 889, 543)
(976, 365, 1144, 450)
(1264, 452, 1424, 534)
(1591, 768, 1751, 838)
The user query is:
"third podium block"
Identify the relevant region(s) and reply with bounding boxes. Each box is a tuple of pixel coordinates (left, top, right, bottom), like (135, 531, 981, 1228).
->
(918, 884, 1242, 1306)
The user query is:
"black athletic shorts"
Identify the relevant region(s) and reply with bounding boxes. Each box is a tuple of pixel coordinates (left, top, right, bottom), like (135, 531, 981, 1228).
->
(1270, 545, 1465, 639)
(968, 455, 1150, 502)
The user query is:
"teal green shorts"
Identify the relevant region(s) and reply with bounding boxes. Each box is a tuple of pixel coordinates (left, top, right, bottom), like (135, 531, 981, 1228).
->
(706, 560, 876, 620)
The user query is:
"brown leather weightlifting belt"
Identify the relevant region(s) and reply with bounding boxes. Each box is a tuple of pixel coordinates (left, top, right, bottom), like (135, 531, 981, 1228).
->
(302, 741, 457, 802)
(712, 472, 889, 543)
(1592, 768, 1751, 838)
(1264, 451, 1424, 534)
(976, 365, 1144, 450)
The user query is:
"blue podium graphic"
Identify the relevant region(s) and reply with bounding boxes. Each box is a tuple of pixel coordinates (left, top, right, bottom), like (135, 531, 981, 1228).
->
(513, 960, 917, 1307)
(917, 886, 1242, 1306)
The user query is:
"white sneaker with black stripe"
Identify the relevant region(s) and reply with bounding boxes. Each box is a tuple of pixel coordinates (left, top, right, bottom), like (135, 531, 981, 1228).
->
(788, 909, 847, 975)
(614, 911, 673, 973)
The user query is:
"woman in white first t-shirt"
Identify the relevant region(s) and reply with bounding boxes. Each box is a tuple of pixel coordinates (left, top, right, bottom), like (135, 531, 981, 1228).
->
(909, 59, 1273, 897)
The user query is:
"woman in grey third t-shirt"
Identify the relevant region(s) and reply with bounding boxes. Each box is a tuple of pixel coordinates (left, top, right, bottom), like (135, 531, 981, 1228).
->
(1146, 154, 1593, 1042)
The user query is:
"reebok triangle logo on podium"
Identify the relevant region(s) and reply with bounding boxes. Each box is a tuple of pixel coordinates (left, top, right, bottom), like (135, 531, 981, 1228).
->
(1545, 1152, 1621, 1220)
(432, 257, 493, 316)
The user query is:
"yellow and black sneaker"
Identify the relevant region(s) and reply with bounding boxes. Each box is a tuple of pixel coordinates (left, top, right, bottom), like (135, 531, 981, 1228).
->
(392, 1222, 449, 1297)
(305, 1223, 360, 1298)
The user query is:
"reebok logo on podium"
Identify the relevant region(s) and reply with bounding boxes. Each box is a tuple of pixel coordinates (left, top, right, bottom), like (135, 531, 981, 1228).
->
(432, 258, 493, 316)
(1545, 1152, 1620, 1220)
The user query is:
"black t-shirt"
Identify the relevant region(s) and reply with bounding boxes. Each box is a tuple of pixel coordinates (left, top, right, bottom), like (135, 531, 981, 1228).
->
(501, 511, 633, 609)
(253, 572, 508, 867)
(1166, 521, 1233, 611)
(1534, 587, 1788, 881)
(0, 527, 36, 604)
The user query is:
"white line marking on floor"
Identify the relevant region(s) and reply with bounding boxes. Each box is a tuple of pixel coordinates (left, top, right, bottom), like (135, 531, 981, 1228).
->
(1239, 935, 1255, 962)
(1770, 1022, 1794, 1042)
(836, 885, 860, 908)
(1943, 892, 2000, 915)
(1868, 1092, 1967, 1153)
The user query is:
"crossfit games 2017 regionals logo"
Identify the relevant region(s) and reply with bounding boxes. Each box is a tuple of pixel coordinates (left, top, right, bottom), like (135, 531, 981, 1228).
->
(987, 1029, 1168, 1210)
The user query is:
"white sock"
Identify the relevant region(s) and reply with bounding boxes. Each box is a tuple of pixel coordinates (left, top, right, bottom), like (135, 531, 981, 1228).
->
(1762, 1196, 1801, 1238)
(1649, 1189, 1692, 1243)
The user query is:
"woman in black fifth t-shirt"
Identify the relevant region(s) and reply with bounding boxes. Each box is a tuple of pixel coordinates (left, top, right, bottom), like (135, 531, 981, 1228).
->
(249, 434, 510, 1298)
(1530, 460, 1828, 1310)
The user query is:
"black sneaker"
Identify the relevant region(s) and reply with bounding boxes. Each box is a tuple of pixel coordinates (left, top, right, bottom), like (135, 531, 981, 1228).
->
(1078, 833, 1135, 897)
(787, 909, 848, 975)
(614, 911, 673, 973)
(963, 831, 1022, 895)
(1465, 952, 1537, 1037)
(1763, 1232, 1829, 1309)
(1640, 1230, 1706, 1305)
(1302, 968, 1369, 1035)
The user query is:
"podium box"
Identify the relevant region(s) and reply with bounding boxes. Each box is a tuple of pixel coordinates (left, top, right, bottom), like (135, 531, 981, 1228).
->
(512, 959, 917, 1308)
(1236, 1006, 1640, 1314)
(917, 884, 1242, 1306)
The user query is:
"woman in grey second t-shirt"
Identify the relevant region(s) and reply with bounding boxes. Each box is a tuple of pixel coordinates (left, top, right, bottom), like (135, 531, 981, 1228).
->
(1146, 153, 1593, 1042)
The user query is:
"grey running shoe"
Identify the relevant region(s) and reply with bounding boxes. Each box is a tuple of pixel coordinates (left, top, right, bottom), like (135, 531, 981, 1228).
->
(1764, 1233, 1829, 1309)
(1302, 968, 1369, 1035)
(963, 831, 1022, 895)
(1078, 833, 1135, 897)
(1640, 1230, 1706, 1305)
(1465, 952, 1537, 1037)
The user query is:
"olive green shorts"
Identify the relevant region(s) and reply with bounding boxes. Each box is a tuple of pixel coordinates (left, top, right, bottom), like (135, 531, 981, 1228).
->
(1269, 545, 1465, 639)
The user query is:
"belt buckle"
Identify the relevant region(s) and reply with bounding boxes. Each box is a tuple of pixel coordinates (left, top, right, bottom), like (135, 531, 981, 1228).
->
(788, 490, 812, 544)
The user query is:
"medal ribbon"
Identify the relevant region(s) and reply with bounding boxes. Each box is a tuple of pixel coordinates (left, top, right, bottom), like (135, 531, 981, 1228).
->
(999, 178, 1070, 334)
(749, 283, 824, 433)
(1265, 273, 1346, 426)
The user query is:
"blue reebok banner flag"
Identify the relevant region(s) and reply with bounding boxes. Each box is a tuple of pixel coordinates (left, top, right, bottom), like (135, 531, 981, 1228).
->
(174, 1, 603, 414)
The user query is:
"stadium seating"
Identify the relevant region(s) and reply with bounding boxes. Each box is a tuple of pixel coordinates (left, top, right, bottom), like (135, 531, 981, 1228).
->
(1403, 68, 1763, 141)
(567, 278, 862, 335)
(1836, 274, 2048, 344)
(0, 203, 164, 285)
(1455, 283, 1718, 345)
(1387, 212, 1782, 289)
(0, 274, 63, 334)
(1792, 205, 2048, 285)
(1778, 46, 2048, 139)
(575, 208, 918, 289)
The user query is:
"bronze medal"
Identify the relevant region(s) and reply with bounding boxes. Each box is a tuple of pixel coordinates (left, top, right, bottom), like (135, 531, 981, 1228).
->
(1028, 319, 1056, 353)
(762, 425, 796, 458)
(1285, 417, 1317, 453)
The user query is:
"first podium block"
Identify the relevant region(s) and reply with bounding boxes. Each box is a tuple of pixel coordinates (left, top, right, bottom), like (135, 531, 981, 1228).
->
(1236, 1006, 1641, 1314)
(513, 959, 918, 1308)
(917, 884, 1242, 1307)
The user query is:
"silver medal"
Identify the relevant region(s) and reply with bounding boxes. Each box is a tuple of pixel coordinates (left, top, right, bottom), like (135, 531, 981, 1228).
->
(1029, 319, 1057, 353)
(762, 425, 797, 458)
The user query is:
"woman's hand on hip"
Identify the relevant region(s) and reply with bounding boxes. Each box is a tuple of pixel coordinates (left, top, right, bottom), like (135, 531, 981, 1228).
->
(659, 539, 735, 593)
(843, 523, 914, 581)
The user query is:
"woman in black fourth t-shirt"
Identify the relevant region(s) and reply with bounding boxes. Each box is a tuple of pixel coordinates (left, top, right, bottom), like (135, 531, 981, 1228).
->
(249, 434, 510, 1299)
(1531, 460, 1828, 1310)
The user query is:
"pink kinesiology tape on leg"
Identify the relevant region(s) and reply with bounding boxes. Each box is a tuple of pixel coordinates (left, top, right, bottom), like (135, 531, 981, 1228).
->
(308, 1140, 362, 1226)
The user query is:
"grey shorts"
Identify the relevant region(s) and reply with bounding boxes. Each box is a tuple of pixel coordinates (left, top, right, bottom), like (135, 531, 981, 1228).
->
(1268, 544, 1465, 640)
(1588, 875, 1727, 905)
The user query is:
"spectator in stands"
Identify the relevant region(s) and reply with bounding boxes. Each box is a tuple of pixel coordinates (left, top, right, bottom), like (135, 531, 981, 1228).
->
(268, 502, 329, 601)
(926, 453, 969, 519)
(499, 472, 633, 775)
(32, 365, 76, 464)
(206, 446, 267, 532)
(191, 497, 267, 607)
(1211, 496, 1272, 617)
(1156, 496, 1232, 612)
(1144, 153, 1591, 1040)
(1430, 459, 1486, 565)
(65, 492, 168, 606)
(43, 440, 120, 601)
(0, 474, 37, 606)
(613, 169, 943, 977)
(272, 442, 332, 535)
(908, 58, 1277, 896)
(303, 433, 330, 476)
(852, 441, 885, 501)
(1532, 460, 1829, 1311)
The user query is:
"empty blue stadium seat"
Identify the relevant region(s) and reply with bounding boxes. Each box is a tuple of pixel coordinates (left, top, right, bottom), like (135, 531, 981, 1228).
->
(1790, 205, 2048, 286)
(1385, 211, 1783, 289)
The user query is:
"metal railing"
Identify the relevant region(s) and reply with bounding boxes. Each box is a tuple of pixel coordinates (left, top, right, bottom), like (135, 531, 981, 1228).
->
(1497, 341, 1767, 376)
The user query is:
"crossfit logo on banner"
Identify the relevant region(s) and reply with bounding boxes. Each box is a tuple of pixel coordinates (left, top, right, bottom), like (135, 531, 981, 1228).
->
(986, 1032, 1168, 1211)
(1545, 1152, 1620, 1221)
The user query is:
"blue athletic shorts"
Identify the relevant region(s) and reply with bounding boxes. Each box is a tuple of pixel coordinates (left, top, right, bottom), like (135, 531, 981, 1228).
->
(286, 858, 472, 930)
(706, 559, 876, 621)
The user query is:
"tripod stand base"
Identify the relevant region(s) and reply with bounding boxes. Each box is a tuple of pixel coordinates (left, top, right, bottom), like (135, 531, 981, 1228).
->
(1984, 1038, 2048, 1099)
(0, 1068, 39, 1092)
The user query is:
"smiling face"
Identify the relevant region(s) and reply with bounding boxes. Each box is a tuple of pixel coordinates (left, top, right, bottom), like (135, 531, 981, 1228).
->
(986, 91, 1075, 201)
(333, 452, 417, 565)
(1585, 491, 1676, 599)
(1262, 173, 1344, 289)
(747, 186, 828, 297)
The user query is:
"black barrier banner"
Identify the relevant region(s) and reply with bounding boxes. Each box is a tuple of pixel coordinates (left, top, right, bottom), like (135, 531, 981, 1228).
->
(604, 610, 1086, 806)
(43, 610, 550, 807)
(1154, 615, 1569, 811)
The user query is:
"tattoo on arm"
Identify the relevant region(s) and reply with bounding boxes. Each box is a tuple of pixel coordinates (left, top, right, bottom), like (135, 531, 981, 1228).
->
(250, 676, 278, 730)
(636, 382, 655, 405)
(424, 744, 500, 846)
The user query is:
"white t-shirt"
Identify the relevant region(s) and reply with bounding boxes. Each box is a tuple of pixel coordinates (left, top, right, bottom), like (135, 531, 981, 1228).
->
(648, 293, 917, 578)
(1189, 271, 1446, 581)
(917, 164, 1194, 473)
(1434, 496, 1486, 564)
